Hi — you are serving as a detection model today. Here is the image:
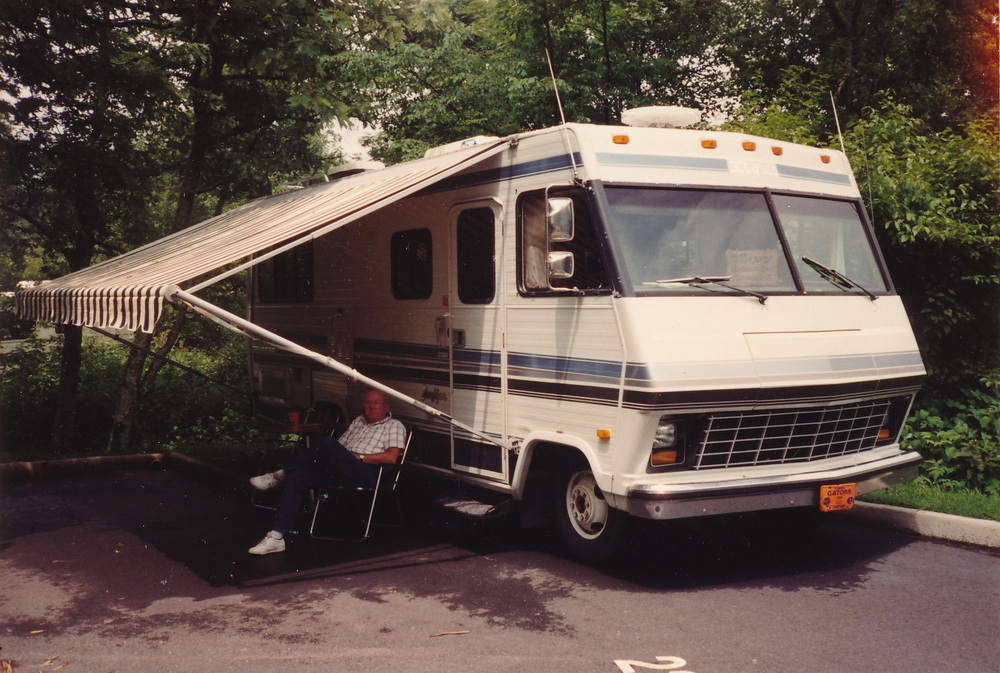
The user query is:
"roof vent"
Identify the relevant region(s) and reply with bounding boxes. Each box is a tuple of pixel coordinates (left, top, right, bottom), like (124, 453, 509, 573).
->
(621, 106, 702, 129)
(324, 160, 385, 180)
(424, 135, 500, 158)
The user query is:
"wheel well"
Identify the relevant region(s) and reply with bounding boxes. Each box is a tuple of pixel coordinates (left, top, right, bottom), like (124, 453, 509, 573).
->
(518, 442, 588, 529)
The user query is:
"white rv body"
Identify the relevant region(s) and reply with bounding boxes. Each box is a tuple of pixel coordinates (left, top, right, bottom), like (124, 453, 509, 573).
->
(248, 120, 924, 559)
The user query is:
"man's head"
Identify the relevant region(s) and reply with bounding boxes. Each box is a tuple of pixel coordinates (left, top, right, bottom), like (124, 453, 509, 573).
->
(362, 389, 390, 423)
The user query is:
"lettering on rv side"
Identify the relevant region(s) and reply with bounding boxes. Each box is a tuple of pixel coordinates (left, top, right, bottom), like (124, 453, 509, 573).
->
(421, 386, 448, 405)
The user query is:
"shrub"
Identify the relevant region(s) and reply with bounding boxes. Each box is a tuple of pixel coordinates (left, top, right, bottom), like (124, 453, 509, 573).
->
(903, 379, 1000, 495)
(0, 329, 265, 458)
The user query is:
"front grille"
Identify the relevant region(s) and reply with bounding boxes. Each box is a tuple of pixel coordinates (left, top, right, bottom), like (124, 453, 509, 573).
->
(694, 400, 892, 470)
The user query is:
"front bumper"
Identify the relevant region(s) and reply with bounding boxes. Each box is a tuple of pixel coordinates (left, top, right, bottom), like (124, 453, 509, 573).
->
(623, 449, 922, 520)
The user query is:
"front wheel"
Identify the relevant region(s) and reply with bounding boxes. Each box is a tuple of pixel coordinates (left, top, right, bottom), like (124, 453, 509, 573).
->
(551, 460, 626, 563)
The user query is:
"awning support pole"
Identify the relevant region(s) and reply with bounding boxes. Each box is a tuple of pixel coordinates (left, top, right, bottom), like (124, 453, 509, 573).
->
(170, 289, 508, 451)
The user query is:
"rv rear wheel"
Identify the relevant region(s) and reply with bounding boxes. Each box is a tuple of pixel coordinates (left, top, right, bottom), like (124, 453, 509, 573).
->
(551, 460, 625, 563)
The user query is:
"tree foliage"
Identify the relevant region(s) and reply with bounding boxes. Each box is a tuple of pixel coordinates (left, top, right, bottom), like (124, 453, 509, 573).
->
(346, 0, 732, 160)
(847, 100, 999, 397)
(1, 0, 399, 451)
(1, 0, 997, 473)
(720, 0, 998, 128)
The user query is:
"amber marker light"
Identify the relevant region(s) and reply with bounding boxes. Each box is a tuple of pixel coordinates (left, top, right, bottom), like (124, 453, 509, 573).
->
(878, 427, 892, 441)
(771, 146, 783, 156)
(612, 135, 630, 145)
(820, 154, 831, 164)
(650, 450, 679, 466)
(742, 141, 756, 151)
(596, 428, 612, 440)
(701, 139, 717, 149)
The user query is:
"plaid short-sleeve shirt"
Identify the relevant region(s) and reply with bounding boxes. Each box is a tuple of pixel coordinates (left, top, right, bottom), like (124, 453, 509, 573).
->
(339, 413, 406, 456)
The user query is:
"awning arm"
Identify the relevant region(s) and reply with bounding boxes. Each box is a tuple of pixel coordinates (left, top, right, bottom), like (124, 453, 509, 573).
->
(170, 288, 510, 451)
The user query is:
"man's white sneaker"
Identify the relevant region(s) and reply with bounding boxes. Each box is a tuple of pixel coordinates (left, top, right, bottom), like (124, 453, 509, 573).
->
(248, 531, 285, 555)
(249, 470, 285, 491)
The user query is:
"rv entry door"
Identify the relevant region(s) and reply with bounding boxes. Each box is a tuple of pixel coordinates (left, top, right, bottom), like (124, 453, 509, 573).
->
(448, 203, 508, 482)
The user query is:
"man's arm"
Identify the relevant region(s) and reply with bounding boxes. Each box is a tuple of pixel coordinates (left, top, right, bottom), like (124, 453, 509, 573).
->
(355, 446, 401, 466)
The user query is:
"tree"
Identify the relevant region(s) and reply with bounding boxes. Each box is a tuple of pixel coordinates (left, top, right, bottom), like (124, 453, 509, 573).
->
(347, 0, 731, 160)
(846, 101, 999, 398)
(719, 0, 999, 129)
(1, 0, 176, 451)
(1, 0, 399, 452)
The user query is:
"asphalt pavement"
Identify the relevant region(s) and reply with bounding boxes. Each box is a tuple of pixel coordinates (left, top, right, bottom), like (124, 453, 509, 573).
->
(1, 454, 998, 673)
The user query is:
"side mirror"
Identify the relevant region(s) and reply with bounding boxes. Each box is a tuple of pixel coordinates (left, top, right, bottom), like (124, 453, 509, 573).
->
(547, 197, 575, 242)
(548, 251, 575, 280)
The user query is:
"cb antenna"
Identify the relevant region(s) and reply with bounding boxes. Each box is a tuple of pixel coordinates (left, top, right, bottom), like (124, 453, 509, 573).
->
(545, 49, 580, 180)
(546, 48, 568, 126)
(831, 90, 874, 225)
(830, 90, 846, 155)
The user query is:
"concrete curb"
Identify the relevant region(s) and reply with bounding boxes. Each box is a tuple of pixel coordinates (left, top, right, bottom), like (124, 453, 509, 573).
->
(846, 501, 1000, 550)
(2, 454, 998, 550)
(0, 451, 245, 492)
(0, 453, 169, 481)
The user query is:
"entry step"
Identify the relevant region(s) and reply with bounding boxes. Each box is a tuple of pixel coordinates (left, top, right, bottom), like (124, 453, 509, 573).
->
(433, 494, 517, 520)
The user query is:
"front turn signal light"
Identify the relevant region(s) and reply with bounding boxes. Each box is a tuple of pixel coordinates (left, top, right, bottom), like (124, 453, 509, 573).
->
(651, 450, 680, 466)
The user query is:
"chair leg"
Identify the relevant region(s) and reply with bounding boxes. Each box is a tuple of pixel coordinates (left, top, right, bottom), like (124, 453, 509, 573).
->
(310, 469, 387, 542)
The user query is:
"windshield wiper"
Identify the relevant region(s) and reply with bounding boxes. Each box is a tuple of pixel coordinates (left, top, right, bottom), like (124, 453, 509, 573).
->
(801, 257, 878, 301)
(657, 275, 767, 304)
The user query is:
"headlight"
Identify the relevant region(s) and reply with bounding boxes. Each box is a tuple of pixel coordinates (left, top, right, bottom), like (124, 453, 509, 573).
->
(650, 417, 684, 466)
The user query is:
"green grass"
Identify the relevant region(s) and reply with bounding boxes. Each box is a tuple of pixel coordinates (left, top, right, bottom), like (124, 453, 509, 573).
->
(861, 482, 1000, 522)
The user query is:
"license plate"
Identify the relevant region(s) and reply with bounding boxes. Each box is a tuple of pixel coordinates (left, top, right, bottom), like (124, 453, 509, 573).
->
(819, 483, 857, 511)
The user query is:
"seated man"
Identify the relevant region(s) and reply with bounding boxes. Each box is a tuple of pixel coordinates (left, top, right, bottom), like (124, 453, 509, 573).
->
(248, 388, 406, 555)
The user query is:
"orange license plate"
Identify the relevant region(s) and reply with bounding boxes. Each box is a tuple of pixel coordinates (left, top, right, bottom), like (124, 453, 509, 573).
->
(819, 483, 857, 512)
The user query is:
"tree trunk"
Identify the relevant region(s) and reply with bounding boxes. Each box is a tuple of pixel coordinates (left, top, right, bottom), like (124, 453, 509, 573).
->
(107, 44, 220, 453)
(51, 325, 84, 454)
(107, 331, 153, 453)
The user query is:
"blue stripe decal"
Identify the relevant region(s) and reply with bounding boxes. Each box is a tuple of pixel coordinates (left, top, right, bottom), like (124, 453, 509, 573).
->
(423, 153, 582, 193)
(352, 339, 923, 410)
(594, 152, 728, 171)
(776, 164, 852, 185)
(508, 352, 623, 379)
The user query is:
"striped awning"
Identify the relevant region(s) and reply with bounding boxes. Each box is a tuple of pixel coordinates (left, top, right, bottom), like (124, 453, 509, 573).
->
(16, 138, 510, 332)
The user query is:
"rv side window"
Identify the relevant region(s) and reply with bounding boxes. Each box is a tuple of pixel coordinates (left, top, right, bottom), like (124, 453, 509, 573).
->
(456, 207, 496, 304)
(518, 188, 609, 294)
(391, 228, 433, 300)
(257, 242, 314, 303)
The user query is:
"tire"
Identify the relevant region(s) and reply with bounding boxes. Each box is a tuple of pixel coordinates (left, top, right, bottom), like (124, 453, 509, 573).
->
(551, 458, 626, 563)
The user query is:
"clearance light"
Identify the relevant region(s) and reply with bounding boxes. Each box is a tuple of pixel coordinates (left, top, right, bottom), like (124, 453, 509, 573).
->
(742, 141, 757, 151)
(820, 154, 831, 164)
(701, 139, 717, 149)
(771, 146, 783, 156)
(878, 427, 892, 441)
(612, 135, 630, 145)
(596, 428, 612, 440)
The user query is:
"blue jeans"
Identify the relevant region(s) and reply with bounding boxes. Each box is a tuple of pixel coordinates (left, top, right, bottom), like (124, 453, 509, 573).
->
(271, 436, 379, 535)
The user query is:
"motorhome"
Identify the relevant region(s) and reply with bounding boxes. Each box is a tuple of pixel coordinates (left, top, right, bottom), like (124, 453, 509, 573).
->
(16, 107, 925, 561)
(245, 108, 926, 560)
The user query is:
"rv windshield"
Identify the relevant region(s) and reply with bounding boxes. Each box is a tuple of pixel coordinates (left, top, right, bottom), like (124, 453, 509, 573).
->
(604, 188, 888, 296)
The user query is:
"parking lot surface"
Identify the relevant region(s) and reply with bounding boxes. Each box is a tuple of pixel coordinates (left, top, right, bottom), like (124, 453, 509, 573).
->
(2, 465, 998, 673)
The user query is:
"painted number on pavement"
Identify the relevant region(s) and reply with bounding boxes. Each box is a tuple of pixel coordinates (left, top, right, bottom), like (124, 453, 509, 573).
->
(614, 655, 694, 672)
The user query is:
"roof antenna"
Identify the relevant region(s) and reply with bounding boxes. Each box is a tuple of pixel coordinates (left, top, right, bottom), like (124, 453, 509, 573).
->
(831, 90, 874, 225)
(546, 48, 568, 126)
(545, 49, 580, 180)
(830, 90, 847, 155)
